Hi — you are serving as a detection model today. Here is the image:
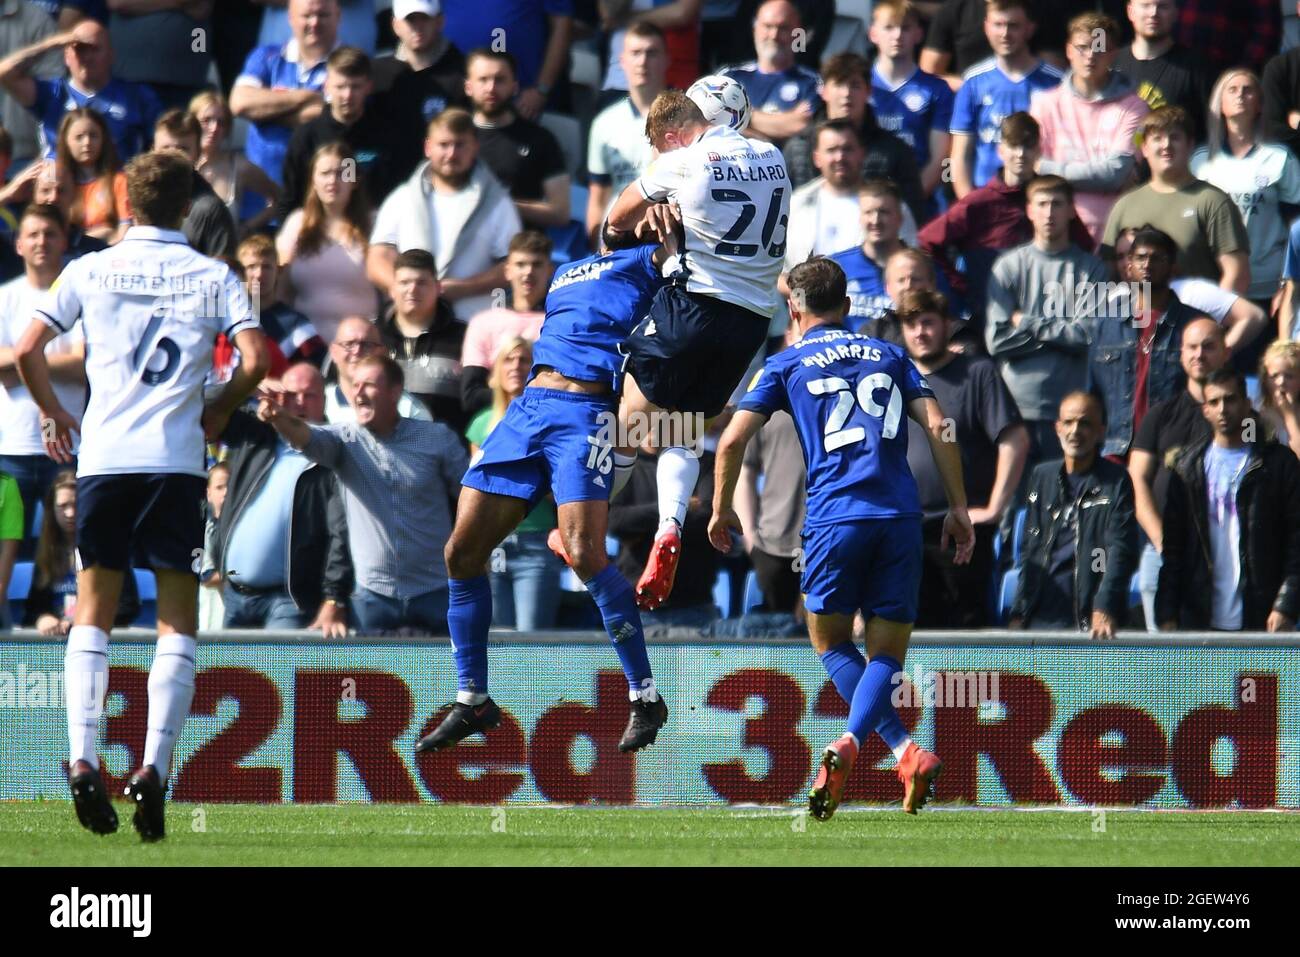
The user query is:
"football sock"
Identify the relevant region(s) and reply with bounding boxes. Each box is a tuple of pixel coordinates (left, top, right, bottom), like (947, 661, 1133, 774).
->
(611, 452, 636, 500)
(846, 654, 907, 750)
(143, 633, 196, 781)
(65, 625, 109, 772)
(448, 576, 491, 705)
(585, 564, 657, 701)
(656, 446, 698, 531)
(819, 642, 866, 704)
(891, 738, 915, 761)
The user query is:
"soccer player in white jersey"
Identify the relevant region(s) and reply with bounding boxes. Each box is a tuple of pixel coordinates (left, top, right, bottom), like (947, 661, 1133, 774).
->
(15, 152, 270, 842)
(606, 90, 791, 609)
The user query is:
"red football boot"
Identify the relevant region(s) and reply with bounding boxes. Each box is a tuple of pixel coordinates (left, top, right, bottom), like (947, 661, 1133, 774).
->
(897, 742, 943, 814)
(808, 733, 859, 822)
(634, 523, 681, 610)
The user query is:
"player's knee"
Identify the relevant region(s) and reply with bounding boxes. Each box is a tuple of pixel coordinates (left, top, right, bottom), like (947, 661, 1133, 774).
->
(444, 534, 491, 580)
(565, 534, 605, 580)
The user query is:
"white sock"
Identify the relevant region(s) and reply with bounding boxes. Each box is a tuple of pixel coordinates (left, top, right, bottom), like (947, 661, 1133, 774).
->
(892, 738, 914, 761)
(610, 452, 636, 500)
(65, 625, 110, 772)
(456, 690, 488, 706)
(656, 446, 699, 531)
(628, 678, 659, 703)
(143, 633, 197, 781)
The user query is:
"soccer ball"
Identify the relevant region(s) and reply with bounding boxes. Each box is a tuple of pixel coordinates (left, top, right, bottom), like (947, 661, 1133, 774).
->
(686, 75, 751, 133)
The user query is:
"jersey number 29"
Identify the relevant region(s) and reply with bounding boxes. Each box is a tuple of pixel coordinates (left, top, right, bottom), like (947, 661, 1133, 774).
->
(807, 373, 902, 452)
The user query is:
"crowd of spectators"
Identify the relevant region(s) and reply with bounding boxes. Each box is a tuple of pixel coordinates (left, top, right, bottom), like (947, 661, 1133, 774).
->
(2, 0, 1300, 637)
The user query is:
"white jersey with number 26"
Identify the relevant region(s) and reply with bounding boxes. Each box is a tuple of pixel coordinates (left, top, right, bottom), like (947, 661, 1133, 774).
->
(36, 226, 259, 478)
(636, 125, 790, 319)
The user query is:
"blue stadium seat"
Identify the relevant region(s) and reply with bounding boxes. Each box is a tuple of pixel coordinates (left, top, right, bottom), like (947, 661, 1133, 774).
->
(131, 568, 157, 628)
(8, 561, 33, 624)
(1011, 508, 1028, 563)
(30, 499, 44, 538)
(712, 570, 732, 618)
(1129, 571, 1143, 610)
(1246, 375, 1261, 405)
(996, 568, 1020, 624)
(742, 570, 764, 614)
(605, 535, 619, 557)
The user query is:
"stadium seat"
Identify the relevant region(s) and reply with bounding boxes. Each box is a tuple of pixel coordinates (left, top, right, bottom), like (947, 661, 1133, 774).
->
(605, 535, 619, 557)
(132, 568, 157, 628)
(835, 0, 872, 25)
(1245, 375, 1261, 405)
(996, 568, 1020, 624)
(822, 16, 869, 58)
(539, 111, 583, 178)
(1011, 508, 1028, 563)
(742, 570, 764, 614)
(8, 561, 33, 624)
(713, 570, 732, 618)
(29, 499, 43, 539)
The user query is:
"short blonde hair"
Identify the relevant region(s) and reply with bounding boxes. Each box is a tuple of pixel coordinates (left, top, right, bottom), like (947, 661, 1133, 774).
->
(644, 90, 705, 147)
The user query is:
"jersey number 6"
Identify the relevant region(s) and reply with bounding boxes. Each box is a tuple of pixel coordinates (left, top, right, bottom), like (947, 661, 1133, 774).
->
(807, 373, 903, 452)
(712, 188, 787, 259)
(133, 305, 182, 387)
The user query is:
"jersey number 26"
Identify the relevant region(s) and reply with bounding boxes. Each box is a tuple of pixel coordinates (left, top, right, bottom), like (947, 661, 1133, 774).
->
(807, 373, 902, 452)
(712, 188, 786, 259)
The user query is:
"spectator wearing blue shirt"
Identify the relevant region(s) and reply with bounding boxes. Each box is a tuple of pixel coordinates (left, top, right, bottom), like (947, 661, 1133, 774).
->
(948, 0, 1061, 198)
(443, 0, 574, 120)
(722, 0, 820, 145)
(868, 0, 954, 203)
(230, 0, 340, 188)
(0, 19, 161, 162)
(829, 179, 908, 334)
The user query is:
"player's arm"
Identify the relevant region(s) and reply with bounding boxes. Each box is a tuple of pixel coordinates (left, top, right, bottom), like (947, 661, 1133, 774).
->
(907, 395, 974, 563)
(202, 327, 271, 440)
(14, 318, 77, 463)
(708, 409, 768, 552)
(607, 179, 657, 233)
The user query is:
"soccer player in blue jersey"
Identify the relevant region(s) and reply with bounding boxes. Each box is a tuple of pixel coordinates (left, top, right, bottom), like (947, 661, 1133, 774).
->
(869, 0, 955, 202)
(709, 258, 975, 820)
(417, 210, 679, 755)
(948, 0, 1062, 198)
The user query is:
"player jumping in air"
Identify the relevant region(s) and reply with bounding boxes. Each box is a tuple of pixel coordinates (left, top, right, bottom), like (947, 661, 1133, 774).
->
(16, 152, 269, 841)
(416, 208, 680, 755)
(605, 89, 791, 611)
(709, 259, 974, 820)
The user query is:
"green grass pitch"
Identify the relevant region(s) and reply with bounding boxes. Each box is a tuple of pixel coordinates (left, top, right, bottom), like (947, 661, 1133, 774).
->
(2, 802, 1298, 866)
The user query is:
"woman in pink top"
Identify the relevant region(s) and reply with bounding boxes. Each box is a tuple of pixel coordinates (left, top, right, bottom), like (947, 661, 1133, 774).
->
(276, 142, 378, 344)
(1029, 12, 1149, 244)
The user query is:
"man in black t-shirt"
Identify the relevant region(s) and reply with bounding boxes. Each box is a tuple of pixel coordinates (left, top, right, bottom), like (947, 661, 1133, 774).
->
(899, 288, 1029, 627)
(373, 0, 468, 183)
(1114, 0, 1211, 140)
(1128, 316, 1226, 630)
(464, 47, 570, 229)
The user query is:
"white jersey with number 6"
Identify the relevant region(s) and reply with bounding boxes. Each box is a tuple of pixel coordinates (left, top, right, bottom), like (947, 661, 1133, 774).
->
(636, 124, 790, 318)
(36, 226, 259, 478)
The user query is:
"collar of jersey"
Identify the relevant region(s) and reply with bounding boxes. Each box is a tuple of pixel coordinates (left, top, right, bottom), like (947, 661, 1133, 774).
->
(122, 225, 188, 244)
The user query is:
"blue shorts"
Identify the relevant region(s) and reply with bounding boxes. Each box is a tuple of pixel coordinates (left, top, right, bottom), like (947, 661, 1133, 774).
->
(76, 472, 206, 576)
(462, 387, 615, 508)
(623, 283, 769, 418)
(800, 517, 922, 622)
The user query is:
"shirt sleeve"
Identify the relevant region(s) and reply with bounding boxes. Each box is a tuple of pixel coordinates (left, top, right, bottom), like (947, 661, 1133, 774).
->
(112, 173, 132, 223)
(460, 312, 495, 368)
(1205, 191, 1250, 256)
(0, 475, 23, 541)
(737, 360, 788, 417)
(35, 258, 85, 333)
(219, 265, 259, 339)
(587, 113, 610, 179)
(536, 126, 567, 181)
(29, 77, 59, 120)
(370, 190, 402, 247)
(1131, 403, 1162, 453)
(636, 150, 692, 203)
(234, 45, 272, 89)
(488, 197, 523, 259)
(931, 79, 955, 133)
(1278, 150, 1300, 205)
(896, 351, 934, 402)
(1284, 219, 1300, 281)
(303, 423, 345, 468)
(949, 80, 976, 136)
(975, 359, 1023, 442)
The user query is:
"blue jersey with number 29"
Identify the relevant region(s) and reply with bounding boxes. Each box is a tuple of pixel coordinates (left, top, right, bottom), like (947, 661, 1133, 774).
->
(739, 325, 933, 527)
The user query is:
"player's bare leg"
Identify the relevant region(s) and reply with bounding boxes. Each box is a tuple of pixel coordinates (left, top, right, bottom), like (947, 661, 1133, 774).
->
(419, 487, 528, 752)
(864, 616, 942, 813)
(558, 498, 667, 751)
(65, 565, 126, 835)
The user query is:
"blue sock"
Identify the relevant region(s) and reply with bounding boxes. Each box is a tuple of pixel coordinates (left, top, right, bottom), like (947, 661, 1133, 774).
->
(819, 643, 866, 704)
(846, 655, 906, 749)
(447, 576, 492, 700)
(585, 565, 654, 698)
